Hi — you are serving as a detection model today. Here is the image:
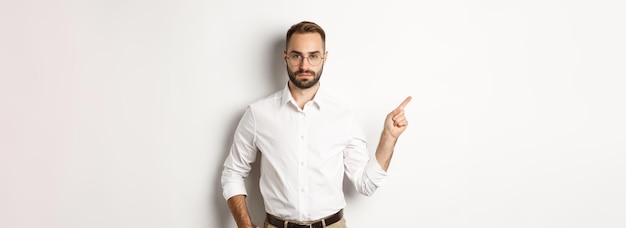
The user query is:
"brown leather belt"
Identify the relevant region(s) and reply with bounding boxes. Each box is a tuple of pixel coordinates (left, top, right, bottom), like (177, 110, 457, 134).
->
(266, 209, 343, 228)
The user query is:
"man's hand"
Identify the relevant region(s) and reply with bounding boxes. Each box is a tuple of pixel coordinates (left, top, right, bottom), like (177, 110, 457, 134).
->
(376, 96, 412, 171)
(383, 96, 412, 139)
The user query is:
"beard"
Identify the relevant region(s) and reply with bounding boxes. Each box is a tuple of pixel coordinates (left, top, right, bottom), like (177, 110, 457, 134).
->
(287, 66, 323, 89)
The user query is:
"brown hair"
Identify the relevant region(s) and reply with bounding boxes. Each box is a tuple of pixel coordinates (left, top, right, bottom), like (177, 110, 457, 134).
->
(285, 21, 326, 50)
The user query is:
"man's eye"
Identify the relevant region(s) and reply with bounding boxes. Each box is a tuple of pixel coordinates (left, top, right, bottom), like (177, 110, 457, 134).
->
(291, 54, 302, 59)
(309, 55, 319, 60)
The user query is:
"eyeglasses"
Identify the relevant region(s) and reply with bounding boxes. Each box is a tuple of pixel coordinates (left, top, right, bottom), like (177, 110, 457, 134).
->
(286, 53, 324, 66)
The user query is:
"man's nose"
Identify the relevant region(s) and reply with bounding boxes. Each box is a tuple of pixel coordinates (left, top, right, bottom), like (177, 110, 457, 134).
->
(299, 57, 310, 68)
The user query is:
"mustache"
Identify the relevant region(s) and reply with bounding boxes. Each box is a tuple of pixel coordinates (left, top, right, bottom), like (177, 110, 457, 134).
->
(296, 69, 315, 75)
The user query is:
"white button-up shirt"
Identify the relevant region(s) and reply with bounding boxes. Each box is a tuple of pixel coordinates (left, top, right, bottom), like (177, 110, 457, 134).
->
(221, 84, 387, 221)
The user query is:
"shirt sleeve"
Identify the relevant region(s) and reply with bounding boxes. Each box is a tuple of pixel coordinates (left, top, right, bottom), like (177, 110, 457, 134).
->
(221, 106, 258, 200)
(343, 114, 388, 196)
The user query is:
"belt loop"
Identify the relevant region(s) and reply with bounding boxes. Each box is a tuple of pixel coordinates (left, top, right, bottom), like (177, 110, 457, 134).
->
(283, 220, 288, 228)
(322, 218, 326, 227)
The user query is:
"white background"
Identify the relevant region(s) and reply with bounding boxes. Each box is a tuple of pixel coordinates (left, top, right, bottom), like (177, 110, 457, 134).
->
(1, 0, 625, 227)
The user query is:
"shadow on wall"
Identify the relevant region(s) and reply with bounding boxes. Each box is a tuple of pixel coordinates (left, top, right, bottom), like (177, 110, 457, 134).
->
(213, 36, 286, 227)
(212, 110, 244, 228)
(269, 35, 287, 92)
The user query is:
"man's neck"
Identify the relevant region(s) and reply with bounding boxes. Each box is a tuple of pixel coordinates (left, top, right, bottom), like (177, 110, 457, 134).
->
(288, 82, 320, 110)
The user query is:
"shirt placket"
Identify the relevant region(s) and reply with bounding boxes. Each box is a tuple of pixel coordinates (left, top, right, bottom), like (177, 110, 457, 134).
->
(297, 109, 309, 220)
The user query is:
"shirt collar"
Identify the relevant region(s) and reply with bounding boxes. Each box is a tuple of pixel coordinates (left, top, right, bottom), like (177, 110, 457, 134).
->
(280, 83, 324, 110)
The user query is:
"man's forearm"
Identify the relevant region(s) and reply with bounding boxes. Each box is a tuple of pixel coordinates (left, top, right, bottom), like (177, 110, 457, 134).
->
(227, 195, 255, 228)
(375, 130, 398, 171)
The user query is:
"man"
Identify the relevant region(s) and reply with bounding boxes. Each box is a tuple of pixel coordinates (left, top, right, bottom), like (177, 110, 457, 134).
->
(221, 21, 411, 228)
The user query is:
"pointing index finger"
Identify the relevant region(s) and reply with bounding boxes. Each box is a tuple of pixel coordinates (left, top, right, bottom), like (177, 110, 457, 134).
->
(397, 96, 412, 110)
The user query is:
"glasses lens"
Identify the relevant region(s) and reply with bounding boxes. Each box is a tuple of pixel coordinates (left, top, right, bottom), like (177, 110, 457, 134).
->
(308, 55, 322, 65)
(288, 55, 300, 65)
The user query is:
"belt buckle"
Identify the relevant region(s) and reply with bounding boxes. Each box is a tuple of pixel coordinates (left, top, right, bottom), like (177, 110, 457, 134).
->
(293, 223, 314, 228)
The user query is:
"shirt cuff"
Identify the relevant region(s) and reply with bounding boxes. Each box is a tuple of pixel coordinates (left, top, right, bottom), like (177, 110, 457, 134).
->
(222, 182, 248, 200)
(365, 159, 388, 187)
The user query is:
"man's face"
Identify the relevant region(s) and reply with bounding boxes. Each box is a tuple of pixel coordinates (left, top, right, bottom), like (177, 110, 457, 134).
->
(284, 33, 327, 89)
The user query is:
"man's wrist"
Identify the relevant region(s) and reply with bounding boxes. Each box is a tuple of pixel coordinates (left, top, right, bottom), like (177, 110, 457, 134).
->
(381, 129, 398, 141)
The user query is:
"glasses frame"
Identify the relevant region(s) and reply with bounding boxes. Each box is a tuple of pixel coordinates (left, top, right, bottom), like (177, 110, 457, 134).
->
(285, 53, 325, 66)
